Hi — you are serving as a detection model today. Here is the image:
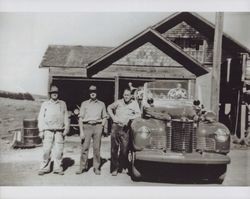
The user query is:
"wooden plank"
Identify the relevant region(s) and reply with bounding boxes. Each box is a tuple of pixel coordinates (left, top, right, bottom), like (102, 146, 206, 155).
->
(93, 65, 196, 79)
(52, 77, 114, 82)
(94, 71, 196, 79)
(50, 65, 196, 79)
(50, 67, 87, 77)
(114, 76, 119, 101)
(211, 12, 224, 121)
(241, 105, 246, 139)
(47, 68, 53, 97)
(241, 53, 247, 81)
(188, 79, 195, 99)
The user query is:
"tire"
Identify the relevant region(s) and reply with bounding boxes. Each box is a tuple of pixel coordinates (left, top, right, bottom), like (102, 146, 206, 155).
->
(216, 172, 226, 184)
(207, 164, 227, 184)
(130, 152, 142, 181)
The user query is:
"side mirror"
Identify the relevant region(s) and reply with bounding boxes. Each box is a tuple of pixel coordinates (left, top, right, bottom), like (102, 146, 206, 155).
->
(147, 98, 154, 105)
(193, 100, 200, 106)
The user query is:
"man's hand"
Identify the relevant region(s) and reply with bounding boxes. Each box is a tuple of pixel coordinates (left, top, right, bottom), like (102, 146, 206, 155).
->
(102, 124, 109, 137)
(80, 130, 85, 140)
(39, 131, 44, 139)
(112, 116, 121, 124)
(62, 130, 68, 137)
(112, 116, 127, 127)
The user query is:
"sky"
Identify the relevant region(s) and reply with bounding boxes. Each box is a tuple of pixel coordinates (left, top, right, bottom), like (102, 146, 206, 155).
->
(0, 12, 250, 95)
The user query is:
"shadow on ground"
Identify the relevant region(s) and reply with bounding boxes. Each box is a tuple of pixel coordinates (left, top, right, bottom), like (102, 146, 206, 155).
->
(84, 157, 108, 171)
(62, 157, 75, 171)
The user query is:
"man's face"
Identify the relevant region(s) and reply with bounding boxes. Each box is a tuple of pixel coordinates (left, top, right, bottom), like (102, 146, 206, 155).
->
(123, 90, 132, 103)
(50, 92, 58, 100)
(177, 83, 182, 89)
(90, 92, 97, 100)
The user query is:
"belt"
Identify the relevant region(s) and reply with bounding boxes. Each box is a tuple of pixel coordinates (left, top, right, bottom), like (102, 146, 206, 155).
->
(45, 129, 64, 132)
(82, 121, 102, 125)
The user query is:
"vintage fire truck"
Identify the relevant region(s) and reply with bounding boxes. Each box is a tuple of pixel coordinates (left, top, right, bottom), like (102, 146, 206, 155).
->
(130, 80, 231, 183)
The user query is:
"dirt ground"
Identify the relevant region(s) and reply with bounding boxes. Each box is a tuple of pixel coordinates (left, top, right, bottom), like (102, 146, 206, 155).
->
(0, 97, 250, 186)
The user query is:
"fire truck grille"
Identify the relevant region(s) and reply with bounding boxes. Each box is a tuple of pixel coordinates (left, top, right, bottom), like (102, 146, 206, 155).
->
(196, 137, 216, 151)
(150, 134, 167, 149)
(171, 121, 195, 153)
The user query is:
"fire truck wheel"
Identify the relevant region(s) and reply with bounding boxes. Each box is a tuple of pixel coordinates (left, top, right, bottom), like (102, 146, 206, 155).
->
(130, 152, 142, 182)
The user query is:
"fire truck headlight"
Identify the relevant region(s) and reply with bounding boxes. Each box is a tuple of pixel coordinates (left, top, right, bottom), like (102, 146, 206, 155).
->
(214, 128, 229, 142)
(138, 126, 151, 139)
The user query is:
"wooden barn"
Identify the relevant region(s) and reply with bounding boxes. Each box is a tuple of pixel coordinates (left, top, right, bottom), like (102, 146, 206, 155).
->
(39, 12, 250, 136)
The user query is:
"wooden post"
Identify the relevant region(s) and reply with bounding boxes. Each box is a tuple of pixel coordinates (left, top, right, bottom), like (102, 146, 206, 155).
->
(241, 53, 248, 81)
(211, 12, 224, 121)
(188, 80, 195, 99)
(114, 75, 119, 101)
(240, 54, 248, 138)
(48, 68, 53, 98)
(226, 58, 232, 82)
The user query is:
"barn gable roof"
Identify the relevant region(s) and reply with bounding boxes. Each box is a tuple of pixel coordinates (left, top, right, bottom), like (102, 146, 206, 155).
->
(39, 45, 112, 68)
(87, 28, 208, 77)
(153, 12, 250, 54)
(39, 12, 250, 78)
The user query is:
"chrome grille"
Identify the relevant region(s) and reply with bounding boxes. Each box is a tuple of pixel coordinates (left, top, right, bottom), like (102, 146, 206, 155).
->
(149, 126, 170, 149)
(171, 120, 195, 153)
(197, 137, 216, 151)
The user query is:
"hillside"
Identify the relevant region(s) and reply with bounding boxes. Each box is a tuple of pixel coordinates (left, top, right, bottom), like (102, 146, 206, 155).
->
(0, 97, 43, 151)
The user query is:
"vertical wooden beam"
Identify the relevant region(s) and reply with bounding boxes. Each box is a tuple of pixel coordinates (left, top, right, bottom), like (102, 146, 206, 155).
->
(211, 12, 224, 121)
(188, 80, 195, 99)
(48, 68, 53, 98)
(241, 104, 246, 139)
(114, 75, 119, 101)
(240, 54, 248, 138)
(241, 53, 248, 82)
(226, 58, 232, 82)
(202, 40, 207, 63)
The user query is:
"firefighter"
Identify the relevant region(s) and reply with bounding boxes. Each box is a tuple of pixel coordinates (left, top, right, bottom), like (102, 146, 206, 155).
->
(167, 83, 187, 99)
(75, 85, 108, 175)
(37, 85, 69, 175)
(108, 88, 141, 176)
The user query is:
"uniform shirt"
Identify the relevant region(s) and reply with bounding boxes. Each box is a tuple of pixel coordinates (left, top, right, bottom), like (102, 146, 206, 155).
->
(167, 88, 187, 99)
(38, 99, 69, 131)
(79, 99, 108, 122)
(108, 99, 141, 124)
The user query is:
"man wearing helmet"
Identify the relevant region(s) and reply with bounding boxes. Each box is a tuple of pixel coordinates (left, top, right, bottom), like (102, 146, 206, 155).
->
(37, 85, 69, 175)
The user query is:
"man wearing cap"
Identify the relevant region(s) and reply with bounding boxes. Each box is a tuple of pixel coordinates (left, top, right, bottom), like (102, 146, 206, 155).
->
(37, 85, 69, 175)
(167, 83, 187, 99)
(108, 88, 141, 176)
(76, 85, 108, 175)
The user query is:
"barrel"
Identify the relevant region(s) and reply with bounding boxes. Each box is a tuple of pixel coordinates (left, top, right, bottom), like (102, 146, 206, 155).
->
(22, 119, 41, 147)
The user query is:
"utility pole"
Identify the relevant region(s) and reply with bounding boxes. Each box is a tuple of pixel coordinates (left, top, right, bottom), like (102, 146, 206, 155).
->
(211, 12, 224, 121)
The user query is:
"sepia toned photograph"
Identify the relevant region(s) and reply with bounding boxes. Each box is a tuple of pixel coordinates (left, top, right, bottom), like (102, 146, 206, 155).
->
(0, 7, 250, 190)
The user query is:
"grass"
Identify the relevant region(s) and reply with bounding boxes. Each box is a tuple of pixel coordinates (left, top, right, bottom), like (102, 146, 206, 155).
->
(0, 97, 43, 141)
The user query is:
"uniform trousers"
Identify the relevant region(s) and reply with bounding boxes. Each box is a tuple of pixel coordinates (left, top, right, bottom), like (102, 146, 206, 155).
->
(79, 124, 103, 171)
(40, 130, 64, 172)
(111, 123, 130, 172)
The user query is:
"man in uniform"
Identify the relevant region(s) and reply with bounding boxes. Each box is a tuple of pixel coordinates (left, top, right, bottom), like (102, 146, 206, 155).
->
(167, 83, 188, 99)
(76, 85, 108, 175)
(38, 85, 69, 175)
(108, 88, 141, 176)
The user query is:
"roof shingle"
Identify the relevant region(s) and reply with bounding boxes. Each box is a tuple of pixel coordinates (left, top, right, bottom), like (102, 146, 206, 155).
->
(40, 45, 113, 68)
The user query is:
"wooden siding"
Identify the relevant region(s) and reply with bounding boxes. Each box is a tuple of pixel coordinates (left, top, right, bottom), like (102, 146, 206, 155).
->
(87, 28, 208, 77)
(50, 67, 87, 77)
(114, 42, 181, 67)
(93, 64, 196, 79)
(50, 64, 196, 79)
